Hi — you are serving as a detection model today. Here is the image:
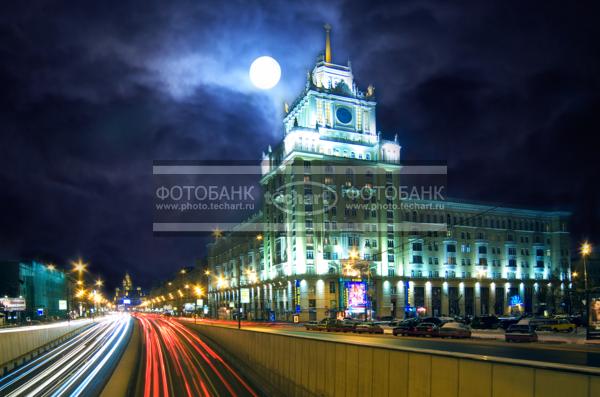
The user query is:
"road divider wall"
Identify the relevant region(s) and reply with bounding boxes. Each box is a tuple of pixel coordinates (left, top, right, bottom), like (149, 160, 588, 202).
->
(0, 319, 94, 375)
(188, 323, 600, 397)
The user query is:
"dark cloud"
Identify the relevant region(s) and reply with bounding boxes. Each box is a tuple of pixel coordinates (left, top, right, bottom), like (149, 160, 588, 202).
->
(0, 0, 599, 289)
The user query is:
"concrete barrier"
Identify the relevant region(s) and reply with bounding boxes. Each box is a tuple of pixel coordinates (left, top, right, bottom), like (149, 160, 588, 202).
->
(188, 323, 600, 397)
(0, 319, 93, 375)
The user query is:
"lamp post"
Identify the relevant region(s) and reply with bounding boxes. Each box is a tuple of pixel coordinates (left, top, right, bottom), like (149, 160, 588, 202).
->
(581, 242, 592, 339)
(204, 270, 211, 318)
(237, 261, 241, 329)
(194, 285, 203, 324)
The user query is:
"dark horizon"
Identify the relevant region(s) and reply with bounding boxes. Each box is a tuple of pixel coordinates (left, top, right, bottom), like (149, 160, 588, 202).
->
(1, 0, 599, 290)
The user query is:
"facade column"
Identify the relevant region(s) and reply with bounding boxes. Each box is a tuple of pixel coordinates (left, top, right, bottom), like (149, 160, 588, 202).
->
(490, 283, 496, 316)
(475, 282, 481, 316)
(441, 282, 449, 315)
(459, 282, 466, 315)
(425, 282, 432, 316)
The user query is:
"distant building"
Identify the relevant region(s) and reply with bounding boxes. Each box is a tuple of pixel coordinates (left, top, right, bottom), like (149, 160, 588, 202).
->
(113, 272, 144, 309)
(0, 261, 68, 322)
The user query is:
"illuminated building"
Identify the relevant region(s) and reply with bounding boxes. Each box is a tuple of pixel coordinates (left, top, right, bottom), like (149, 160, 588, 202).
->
(113, 272, 144, 309)
(207, 26, 571, 321)
(0, 261, 69, 321)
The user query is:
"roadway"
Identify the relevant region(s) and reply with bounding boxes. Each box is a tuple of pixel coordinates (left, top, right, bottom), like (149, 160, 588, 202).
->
(185, 319, 600, 370)
(133, 313, 259, 397)
(0, 314, 132, 397)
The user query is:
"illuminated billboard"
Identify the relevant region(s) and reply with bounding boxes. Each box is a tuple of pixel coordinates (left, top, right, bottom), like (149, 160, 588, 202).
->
(590, 294, 600, 339)
(344, 281, 366, 313)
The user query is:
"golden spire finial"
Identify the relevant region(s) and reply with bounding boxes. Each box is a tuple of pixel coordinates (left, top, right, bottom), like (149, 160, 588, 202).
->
(324, 23, 332, 63)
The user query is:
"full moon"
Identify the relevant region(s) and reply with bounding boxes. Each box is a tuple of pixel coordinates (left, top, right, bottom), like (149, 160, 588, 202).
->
(249, 56, 281, 90)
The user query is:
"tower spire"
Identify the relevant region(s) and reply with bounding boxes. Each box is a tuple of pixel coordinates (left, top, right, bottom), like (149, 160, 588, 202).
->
(324, 23, 332, 63)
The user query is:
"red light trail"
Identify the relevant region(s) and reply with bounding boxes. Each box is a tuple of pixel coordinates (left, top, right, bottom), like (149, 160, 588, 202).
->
(134, 313, 258, 397)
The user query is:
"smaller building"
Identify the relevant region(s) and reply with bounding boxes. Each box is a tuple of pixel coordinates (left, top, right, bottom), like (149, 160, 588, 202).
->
(113, 272, 145, 310)
(0, 261, 69, 322)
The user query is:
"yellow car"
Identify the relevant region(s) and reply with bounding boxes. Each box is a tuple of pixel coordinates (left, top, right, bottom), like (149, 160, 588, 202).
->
(535, 318, 576, 333)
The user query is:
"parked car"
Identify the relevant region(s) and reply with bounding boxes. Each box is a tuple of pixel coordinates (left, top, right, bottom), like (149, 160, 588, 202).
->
(326, 319, 356, 332)
(438, 322, 472, 339)
(406, 322, 439, 337)
(498, 316, 521, 330)
(505, 325, 538, 342)
(305, 318, 328, 331)
(354, 322, 384, 334)
(470, 315, 500, 329)
(519, 318, 554, 331)
(419, 317, 446, 327)
(392, 318, 421, 336)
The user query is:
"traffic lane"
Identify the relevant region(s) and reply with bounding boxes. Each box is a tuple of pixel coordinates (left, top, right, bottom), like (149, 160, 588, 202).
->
(135, 314, 258, 397)
(0, 315, 131, 396)
(245, 326, 600, 369)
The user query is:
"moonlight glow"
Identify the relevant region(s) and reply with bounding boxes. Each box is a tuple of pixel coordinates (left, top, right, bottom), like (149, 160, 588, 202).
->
(249, 56, 281, 90)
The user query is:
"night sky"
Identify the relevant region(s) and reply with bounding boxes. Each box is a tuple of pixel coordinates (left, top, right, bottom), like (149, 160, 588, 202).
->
(1, 1, 599, 290)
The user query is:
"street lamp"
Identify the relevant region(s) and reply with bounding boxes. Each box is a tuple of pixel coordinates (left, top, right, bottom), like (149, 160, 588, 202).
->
(193, 285, 203, 324)
(72, 259, 87, 275)
(204, 270, 211, 318)
(581, 242, 592, 339)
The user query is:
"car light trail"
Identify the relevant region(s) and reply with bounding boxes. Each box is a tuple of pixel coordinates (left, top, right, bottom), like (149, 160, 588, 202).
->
(0, 314, 132, 397)
(134, 313, 258, 397)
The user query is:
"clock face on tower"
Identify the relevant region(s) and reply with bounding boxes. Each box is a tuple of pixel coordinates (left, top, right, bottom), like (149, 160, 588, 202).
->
(336, 107, 353, 124)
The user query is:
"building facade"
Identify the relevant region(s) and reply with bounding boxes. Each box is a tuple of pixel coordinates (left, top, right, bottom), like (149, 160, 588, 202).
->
(113, 272, 145, 310)
(0, 261, 69, 321)
(207, 27, 572, 322)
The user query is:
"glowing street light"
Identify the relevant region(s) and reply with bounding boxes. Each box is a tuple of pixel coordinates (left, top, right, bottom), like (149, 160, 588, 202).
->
(581, 241, 593, 340)
(72, 259, 87, 274)
(217, 276, 228, 289)
(47, 263, 56, 271)
(95, 279, 104, 287)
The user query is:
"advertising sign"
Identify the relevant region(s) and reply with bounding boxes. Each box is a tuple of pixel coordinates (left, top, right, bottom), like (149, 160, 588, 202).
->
(196, 299, 203, 307)
(58, 300, 67, 310)
(0, 297, 26, 311)
(295, 280, 301, 313)
(589, 294, 600, 339)
(344, 281, 366, 313)
(240, 288, 250, 304)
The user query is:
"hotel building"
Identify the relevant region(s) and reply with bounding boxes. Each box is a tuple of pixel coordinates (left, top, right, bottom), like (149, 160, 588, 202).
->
(207, 27, 571, 321)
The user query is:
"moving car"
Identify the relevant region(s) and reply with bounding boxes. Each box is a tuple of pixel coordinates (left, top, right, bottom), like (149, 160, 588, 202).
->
(305, 318, 328, 331)
(392, 318, 421, 336)
(354, 322, 384, 334)
(438, 322, 472, 339)
(505, 324, 538, 342)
